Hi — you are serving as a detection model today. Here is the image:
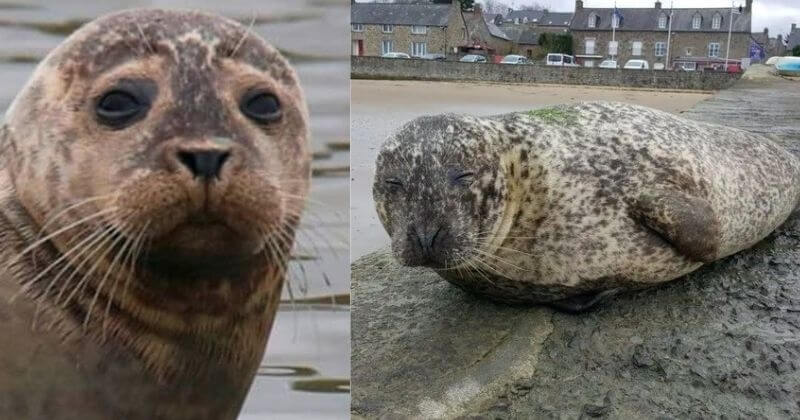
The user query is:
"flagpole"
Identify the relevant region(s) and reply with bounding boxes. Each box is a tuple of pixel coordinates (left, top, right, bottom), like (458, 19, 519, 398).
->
(665, 1, 673, 70)
(724, 1, 733, 71)
(612, 1, 616, 61)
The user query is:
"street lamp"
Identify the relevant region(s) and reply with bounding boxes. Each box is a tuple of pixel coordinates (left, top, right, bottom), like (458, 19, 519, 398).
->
(724, 2, 742, 71)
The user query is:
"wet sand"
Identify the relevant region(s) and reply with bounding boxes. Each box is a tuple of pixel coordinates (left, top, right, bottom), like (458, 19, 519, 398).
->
(350, 79, 713, 260)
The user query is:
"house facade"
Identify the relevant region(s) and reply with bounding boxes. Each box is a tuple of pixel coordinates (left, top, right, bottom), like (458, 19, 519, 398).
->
(788, 23, 800, 51)
(570, 0, 752, 69)
(350, 1, 512, 59)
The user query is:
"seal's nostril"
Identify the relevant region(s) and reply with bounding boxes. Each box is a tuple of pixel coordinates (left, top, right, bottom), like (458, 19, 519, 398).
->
(177, 150, 231, 180)
(418, 226, 443, 255)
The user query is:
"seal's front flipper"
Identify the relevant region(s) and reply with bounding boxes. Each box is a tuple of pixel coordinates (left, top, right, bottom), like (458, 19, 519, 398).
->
(545, 288, 624, 313)
(631, 189, 720, 263)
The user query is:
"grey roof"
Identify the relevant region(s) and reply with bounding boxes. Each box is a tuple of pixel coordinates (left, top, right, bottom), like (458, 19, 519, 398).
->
(501, 26, 540, 45)
(571, 7, 751, 33)
(486, 20, 511, 41)
(505, 10, 572, 26)
(351, 3, 451, 26)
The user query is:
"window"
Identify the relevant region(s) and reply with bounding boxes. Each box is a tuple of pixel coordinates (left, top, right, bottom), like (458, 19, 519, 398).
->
(712, 14, 721, 29)
(611, 14, 619, 28)
(352, 23, 364, 32)
(411, 42, 427, 57)
(632, 41, 642, 56)
(523, 17, 528, 23)
(708, 42, 720, 57)
(515, 18, 520, 24)
(658, 14, 667, 29)
(381, 39, 394, 55)
(585, 38, 596, 54)
(608, 40, 618, 56)
(588, 13, 598, 28)
(692, 14, 701, 29)
(584, 60, 595, 67)
(382, 24, 394, 33)
(655, 41, 666, 56)
(411, 25, 427, 34)
(685, 47, 693, 55)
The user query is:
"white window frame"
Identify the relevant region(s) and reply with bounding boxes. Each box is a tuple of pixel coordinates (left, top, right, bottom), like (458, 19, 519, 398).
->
(411, 41, 427, 57)
(655, 41, 666, 56)
(411, 25, 427, 34)
(382, 24, 394, 33)
(352, 23, 364, 32)
(708, 42, 720, 57)
(712, 14, 721, 30)
(692, 15, 701, 29)
(658, 14, 667, 29)
(632, 41, 642, 56)
(381, 39, 394, 55)
(588, 13, 598, 28)
(608, 40, 618, 56)
(585, 38, 596, 55)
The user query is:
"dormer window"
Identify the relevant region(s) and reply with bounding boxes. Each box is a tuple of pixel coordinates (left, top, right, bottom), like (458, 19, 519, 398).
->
(692, 14, 701, 29)
(515, 17, 520, 24)
(588, 12, 599, 28)
(523, 17, 528, 23)
(712, 13, 721, 29)
(658, 13, 667, 29)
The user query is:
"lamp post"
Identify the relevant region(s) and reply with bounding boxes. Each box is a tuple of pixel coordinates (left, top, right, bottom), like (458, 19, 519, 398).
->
(665, 1, 673, 70)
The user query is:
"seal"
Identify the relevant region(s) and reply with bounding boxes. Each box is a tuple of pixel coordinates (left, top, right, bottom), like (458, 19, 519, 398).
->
(0, 8, 309, 419)
(373, 102, 800, 310)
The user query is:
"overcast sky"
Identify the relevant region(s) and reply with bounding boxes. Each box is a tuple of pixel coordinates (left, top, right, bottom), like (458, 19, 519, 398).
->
(487, 0, 800, 38)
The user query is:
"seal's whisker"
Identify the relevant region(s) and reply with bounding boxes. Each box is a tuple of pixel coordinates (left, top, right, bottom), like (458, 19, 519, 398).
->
(103, 221, 148, 341)
(121, 220, 150, 304)
(12, 210, 120, 303)
(472, 249, 528, 272)
(228, 13, 255, 58)
(30, 226, 110, 323)
(134, 22, 155, 55)
(64, 224, 129, 313)
(53, 223, 121, 308)
(84, 221, 137, 331)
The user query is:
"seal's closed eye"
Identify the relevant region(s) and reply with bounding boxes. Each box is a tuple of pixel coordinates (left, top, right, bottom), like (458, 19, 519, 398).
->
(96, 90, 146, 127)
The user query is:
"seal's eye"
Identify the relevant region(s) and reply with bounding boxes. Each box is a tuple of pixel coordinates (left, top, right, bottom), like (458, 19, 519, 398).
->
(385, 179, 403, 191)
(96, 90, 145, 127)
(241, 91, 282, 124)
(453, 172, 475, 185)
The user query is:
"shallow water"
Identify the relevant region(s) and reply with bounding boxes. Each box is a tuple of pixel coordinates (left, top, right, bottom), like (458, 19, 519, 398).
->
(0, 1, 350, 418)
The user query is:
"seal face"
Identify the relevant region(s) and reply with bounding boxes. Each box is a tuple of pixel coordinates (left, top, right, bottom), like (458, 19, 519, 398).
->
(0, 8, 309, 419)
(374, 102, 800, 305)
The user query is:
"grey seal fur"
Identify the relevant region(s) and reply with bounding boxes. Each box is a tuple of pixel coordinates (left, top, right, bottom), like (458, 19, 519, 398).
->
(372, 101, 800, 307)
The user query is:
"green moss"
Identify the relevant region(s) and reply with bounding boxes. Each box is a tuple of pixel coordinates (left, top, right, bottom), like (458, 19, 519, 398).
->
(526, 107, 578, 125)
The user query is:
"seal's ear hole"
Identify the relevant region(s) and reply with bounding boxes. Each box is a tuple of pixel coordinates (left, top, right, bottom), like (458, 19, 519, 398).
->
(95, 90, 147, 128)
(240, 91, 282, 124)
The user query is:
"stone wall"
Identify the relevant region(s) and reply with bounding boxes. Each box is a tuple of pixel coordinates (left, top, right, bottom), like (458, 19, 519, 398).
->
(351, 56, 742, 90)
(351, 24, 449, 57)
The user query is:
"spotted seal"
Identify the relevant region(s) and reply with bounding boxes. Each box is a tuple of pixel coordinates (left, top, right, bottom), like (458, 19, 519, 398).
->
(373, 102, 800, 310)
(0, 9, 309, 419)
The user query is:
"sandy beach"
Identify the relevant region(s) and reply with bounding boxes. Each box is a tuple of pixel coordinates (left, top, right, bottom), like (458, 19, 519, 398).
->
(350, 79, 713, 260)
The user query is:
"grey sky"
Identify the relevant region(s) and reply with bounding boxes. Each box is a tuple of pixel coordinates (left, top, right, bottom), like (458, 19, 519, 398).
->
(488, 0, 800, 38)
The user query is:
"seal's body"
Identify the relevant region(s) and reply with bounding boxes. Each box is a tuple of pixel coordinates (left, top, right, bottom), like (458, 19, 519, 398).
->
(373, 102, 800, 305)
(0, 9, 309, 419)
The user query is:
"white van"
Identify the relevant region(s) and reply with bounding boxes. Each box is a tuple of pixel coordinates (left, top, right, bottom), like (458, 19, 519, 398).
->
(545, 53, 579, 67)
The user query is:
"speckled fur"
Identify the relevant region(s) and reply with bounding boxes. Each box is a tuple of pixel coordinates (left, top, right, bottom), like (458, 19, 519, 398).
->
(0, 9, 309, 419)
(373, 102, 800, 304)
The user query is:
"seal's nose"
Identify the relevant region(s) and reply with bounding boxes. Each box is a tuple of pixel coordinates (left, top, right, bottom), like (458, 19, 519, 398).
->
(417, 226, 442, 256)
(177, 149, 231, 180)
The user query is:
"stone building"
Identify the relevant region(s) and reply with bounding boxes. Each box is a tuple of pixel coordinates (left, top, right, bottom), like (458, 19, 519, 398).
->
(751, 27, 786, 60)
(350, 1, 513, 59)
(570, 0, 752, 69)
(788, 24, 800, 51)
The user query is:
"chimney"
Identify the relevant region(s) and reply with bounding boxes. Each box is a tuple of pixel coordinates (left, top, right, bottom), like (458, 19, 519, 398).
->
(745, 0, 752, 12)
(575, 0, 583, 11)
(655, 1, 661, 9)
(793, 23, 798, 32)
(763, 27, 768, 35)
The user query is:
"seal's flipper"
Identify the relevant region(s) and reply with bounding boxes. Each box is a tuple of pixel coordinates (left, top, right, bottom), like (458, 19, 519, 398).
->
(631, 189, 720, 262)
(545, 288, 624, 313)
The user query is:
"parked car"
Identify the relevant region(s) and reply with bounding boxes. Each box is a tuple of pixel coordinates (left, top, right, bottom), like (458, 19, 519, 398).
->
(459, 54, 487, 63)
(675, 61, 697, 71)
(382, 52, 410, 59)
(420, 53, 446, 60)
(598, 59, 618, 69)
(545, 53, 579, 67)
(500, 54, 529, 65)
(623, 59, 650, 70)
